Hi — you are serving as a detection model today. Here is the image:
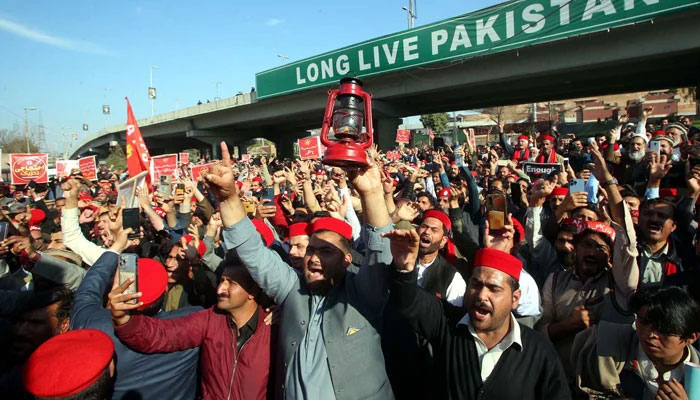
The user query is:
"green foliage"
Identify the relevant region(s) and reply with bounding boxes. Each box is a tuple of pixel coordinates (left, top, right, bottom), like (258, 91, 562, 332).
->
(0, 128, 41, 153)
(105, 144, 126, 171)
(420, 113, 450, 135)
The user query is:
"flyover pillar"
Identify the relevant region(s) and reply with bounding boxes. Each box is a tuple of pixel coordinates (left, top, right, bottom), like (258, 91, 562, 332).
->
(373, 117, 401, 151)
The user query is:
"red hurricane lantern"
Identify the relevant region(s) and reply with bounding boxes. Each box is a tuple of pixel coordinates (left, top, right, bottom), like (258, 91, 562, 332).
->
(320, 77, 373, 168)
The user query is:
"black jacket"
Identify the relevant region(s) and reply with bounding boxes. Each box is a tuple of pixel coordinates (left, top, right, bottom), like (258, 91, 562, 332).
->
(390, 267, 571, 400)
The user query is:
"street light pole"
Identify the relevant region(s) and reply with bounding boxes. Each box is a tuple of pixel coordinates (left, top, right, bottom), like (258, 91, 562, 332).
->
(402, 0, 416, 29)
(277, 54, 289, 63)
(103, 88, 111, 129)
(213, 81, 222, 101)
(150, 65, 158, 117)
(24, 107, 37, 152)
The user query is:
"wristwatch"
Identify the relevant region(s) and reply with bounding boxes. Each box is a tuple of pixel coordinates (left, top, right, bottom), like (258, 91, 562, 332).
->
(602, 178, 618, 187)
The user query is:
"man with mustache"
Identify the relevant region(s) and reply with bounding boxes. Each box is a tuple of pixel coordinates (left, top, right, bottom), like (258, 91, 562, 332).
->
(636, 198, 682, 286)
(387, 229, 570, 399)
(206, 142, 395, 399)
(111, 259, 272, 400)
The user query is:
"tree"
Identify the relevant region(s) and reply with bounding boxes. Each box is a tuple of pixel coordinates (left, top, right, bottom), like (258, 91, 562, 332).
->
(105, 144, 126, 171)
(420, 113, 450, 135)
(0, 128, 41, 153)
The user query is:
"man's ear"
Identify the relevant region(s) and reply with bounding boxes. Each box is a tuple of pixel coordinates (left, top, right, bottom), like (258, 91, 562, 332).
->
(511, 289, 521, 312)
(343, 252, 353, 267)
(439, 235, 448, 250)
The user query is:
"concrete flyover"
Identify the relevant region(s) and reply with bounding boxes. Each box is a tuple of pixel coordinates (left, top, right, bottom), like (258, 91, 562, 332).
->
(72, 1, 700, 159)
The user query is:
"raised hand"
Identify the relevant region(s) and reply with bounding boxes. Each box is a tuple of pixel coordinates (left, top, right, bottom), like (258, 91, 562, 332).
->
(381, 229, 420, 272)
(484, 213, 515, 254)
(204, 142, 238, 202)
(396, 202, 420, 222)
(108, 275, 142, 325)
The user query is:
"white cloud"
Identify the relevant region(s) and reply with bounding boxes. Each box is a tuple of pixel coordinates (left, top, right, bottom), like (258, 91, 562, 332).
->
(0, 16, 115, 56)
(265, 18, 283, 26)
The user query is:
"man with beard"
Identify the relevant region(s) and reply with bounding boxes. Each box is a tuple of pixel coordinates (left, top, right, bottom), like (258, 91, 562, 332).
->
(111, 260, 272, 400)
(208, 142, 394, 399)
(535, 219, 638, 379)
(636, 198, 682, 286)
(287, 222, 310, 270)
(388, 231, 570, 399)
(536, 135, 564, 164)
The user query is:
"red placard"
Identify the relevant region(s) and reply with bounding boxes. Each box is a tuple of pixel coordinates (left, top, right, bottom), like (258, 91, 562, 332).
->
(179, 152, 189, 164)
(10, 153, 48, 185)
(298, 136, 322, 160)
(190, 163, 213, 182)
(150, 154, 178, 182)
(396, 129, 411, 144)
(78, 156, 98, 181)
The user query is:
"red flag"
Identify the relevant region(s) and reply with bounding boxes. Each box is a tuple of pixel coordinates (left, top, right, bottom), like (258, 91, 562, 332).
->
(428, 129, 435, 140)
(125, 97, 151, 178)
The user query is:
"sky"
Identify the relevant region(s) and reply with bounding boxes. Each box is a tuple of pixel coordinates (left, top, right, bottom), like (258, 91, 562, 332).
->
(0, 0, 500, 155)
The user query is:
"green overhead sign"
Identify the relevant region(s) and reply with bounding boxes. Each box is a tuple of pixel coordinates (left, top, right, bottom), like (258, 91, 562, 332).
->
(256, 0, 699, 99)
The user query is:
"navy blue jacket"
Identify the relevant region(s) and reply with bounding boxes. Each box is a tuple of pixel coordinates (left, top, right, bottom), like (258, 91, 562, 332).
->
(71, 251, 201, 400)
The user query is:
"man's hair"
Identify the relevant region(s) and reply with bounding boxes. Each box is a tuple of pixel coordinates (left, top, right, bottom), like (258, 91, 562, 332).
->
(312, 210, 331, 219)
(640, 198, 676, 219)
(630, 286, 700, 340)
(23, 287, 74, 321)
(55, 197, 66, 202)
(313, 230, 352, 255)
(57, 367, 113, 400)
(506, 275, 520, 292)
(415, 192, 436, 208)
(571, 204, 600, 219)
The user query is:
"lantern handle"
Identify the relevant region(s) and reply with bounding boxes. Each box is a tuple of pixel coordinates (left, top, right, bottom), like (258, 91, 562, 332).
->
(320, 89, 339, 148)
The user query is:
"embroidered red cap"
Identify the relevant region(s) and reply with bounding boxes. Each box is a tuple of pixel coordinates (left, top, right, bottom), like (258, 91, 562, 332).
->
(422, 209, 452, 233)
(137, 258, 169, 310)
(251, 218, 274, 247)
(550, 187, 569, 197)
(252, 176, 263, 183)
(517, 135, 529, 141)
(311, 217, 352, 241)
(576, 220, 616, 244)
(539, 135, 555, 142)
(28, 209, 45, 226)
(289, 222, 311, 238)
(438, 188, 451, 198)
(182, 234, 207, 257)
(23, 329, 114, 398)
(474, 248, 522, 280)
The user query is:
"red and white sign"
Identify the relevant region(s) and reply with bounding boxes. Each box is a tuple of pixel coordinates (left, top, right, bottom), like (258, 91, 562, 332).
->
(190, 163, 213, 182)
(396, 129, 411, 144)
(150, 154, 178, 182)
(298, 136, 322, 160)
(10, 153, 48, 185)
(125, 97, 151, 179)
(241, 154, 250, 163)
(56, 160, 79, 178)
(78, 156, 98, 181)
(179, 152, 189, 164)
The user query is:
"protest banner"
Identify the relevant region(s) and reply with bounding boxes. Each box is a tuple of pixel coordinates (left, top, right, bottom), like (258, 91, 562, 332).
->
(150, 154, 178, 182)
(56, 160, 79, 178)
(298, 136, 322, 160)
(190, 163, 213, 182)
(522, 162, 562, 177)
(78, 156, 98, 181)
(117, 171, 149, 208)
(10, 153, 48, 185)
(179, 152, 189, 164)
(396, 129, 411, 144)
(241, 154, 250, 163)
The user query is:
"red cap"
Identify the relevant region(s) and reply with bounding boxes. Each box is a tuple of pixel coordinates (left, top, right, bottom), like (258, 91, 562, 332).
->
(316, 171, 326, 176)
(251, 219, 274, 247)
(659, 188, 678, 198)
(28, 209, 45, 226)
(517, 135, 529, 141)
(23, 329, 114, 398)
(252, 176, 263, 183)
(653, 130, 666, 137)
(311, 217, 353, 241)
(539, 135, 555, 142)
(438, 188, 450, 198)
(550, 187, 569, 197)
(450, 161, 456, 166)
(79, 194, 93, 203)
(235, 180, 243, 188)
(97, 189, 110, 196)
(422, 209, 451, 233)
(137, 258, 169, 310)
(474, 248, 522, 280)
(182, 234, 207, 257)
(576, 220, 616, 243)
(289, 222, 311, 238)
(153, 207, 167, 218)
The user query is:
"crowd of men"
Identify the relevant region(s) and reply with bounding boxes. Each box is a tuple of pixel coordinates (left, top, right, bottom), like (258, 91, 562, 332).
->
(1, 109, 699, 399)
